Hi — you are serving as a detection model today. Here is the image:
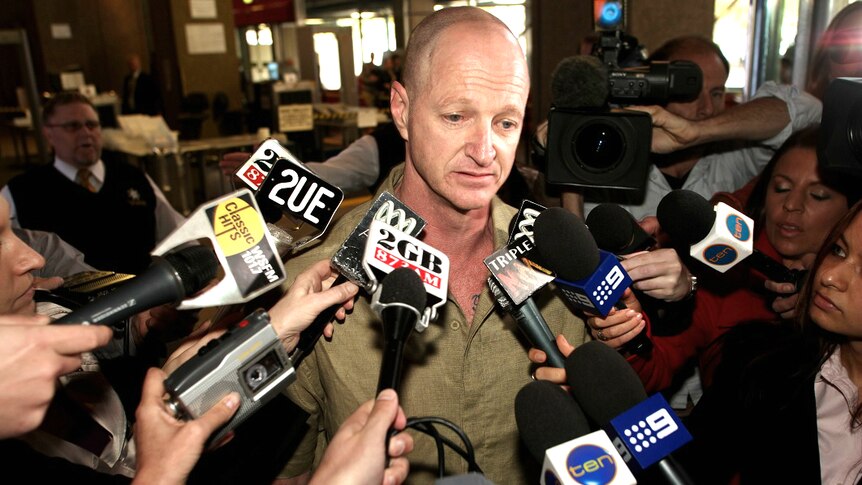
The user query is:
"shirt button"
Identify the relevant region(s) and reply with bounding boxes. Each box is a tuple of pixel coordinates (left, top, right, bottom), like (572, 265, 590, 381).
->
(449, 321, 460, 330)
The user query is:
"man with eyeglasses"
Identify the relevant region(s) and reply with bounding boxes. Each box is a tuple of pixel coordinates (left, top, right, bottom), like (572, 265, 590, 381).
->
(0, 91, 184, 275)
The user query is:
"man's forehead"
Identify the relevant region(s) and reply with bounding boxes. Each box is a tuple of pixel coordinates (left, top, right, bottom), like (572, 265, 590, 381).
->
(51, 102, 98, 119)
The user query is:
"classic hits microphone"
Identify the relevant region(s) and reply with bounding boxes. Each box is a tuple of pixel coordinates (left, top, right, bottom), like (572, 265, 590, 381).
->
(516, 380, 636, 485)
(567, 341, 694, 485)
(532, 208, 652, 355)
(375, 267, 427, 394)
(55, 245, 218, 326)
(657, 189, 805, 288)
(587, 203, 655, 254)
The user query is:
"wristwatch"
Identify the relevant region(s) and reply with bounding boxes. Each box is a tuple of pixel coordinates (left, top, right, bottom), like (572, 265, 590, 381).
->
(686, 274, 698, 299)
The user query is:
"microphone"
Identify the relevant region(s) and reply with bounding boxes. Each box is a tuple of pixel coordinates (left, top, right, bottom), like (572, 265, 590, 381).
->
(233, 139, 345, 256)
(374, 267, 427, 394)
(566, 341, 694, 484)
(487, 278, 564, 368)
(290, 192, 426, 366)
(532, 208, 651, 355)
(586, 203, 655, 254)
(551, 55, 609, 109)
(151, 189, 287, 309)
(657, 189, 805, 288)
(515, 380, 636, 485)
(54, 245, 217, 326)
(485, 201, 563, 367)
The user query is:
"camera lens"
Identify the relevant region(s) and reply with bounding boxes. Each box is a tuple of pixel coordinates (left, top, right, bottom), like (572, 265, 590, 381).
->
(245, 364, 269, 389)
(572, 122, 625, 171)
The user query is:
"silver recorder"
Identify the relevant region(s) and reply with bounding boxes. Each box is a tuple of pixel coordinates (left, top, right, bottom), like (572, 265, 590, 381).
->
(164, 309, 295, 447)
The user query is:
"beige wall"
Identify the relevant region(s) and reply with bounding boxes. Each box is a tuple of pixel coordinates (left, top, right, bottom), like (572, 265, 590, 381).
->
(168, 0, 242, 137)
(29, 0, 150, 95)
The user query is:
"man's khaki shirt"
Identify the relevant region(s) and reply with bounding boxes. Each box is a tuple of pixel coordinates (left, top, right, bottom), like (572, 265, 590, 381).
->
(282, 165, 588, 484)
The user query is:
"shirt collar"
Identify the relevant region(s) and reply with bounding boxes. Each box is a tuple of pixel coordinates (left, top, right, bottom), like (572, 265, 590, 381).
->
(817, 346, 860, 411)
(54, 157, 105, 185)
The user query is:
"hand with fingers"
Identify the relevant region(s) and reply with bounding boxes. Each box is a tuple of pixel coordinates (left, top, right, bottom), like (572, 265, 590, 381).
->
(309, 389, 414, 485)
(585, 288, 647, 349)
(132, 368, 240, 485)
(0, 315, 113, 438)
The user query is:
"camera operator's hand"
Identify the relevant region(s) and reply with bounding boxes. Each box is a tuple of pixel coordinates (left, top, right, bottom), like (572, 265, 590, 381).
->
(627, 105, 700, 154)
(269, 259, 359, 351)
(132, 368, 239, 485)
(0, 316, 113, 438)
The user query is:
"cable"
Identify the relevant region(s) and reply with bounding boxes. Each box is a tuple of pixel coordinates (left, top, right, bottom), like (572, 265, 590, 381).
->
(414, 421, 446, 477)
(398, 416, 483, 475)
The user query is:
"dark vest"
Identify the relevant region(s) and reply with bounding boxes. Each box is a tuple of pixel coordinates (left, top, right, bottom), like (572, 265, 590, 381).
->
(370, 122, 406, 191)
(9, 161, 158, 274)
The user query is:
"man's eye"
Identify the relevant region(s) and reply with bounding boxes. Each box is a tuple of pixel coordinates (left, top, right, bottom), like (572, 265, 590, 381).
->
(444, 114, 463, 123)
(500, 120, 517, 130)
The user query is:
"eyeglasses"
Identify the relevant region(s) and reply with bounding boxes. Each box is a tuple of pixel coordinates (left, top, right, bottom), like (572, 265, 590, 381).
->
(45, 120, 101, 133)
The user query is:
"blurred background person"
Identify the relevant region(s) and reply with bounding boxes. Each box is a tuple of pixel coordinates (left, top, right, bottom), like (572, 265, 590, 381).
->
(121, 54, 161, 116)
(806, 2, 862, 100)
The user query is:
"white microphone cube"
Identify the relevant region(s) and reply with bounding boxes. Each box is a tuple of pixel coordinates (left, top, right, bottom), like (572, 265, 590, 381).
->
(541, 431, 637, 485)
(689, 202, 754, 273)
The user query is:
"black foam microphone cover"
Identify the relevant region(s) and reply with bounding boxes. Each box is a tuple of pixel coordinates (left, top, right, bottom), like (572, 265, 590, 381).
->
(656, 189, 715, 246)
(551, 55, 609, 109)
(515, 380, 592, 462)
(165, 245, 220, 296)
(376, 267, 426, 394)
(380, 267, 427, 310)
(587, 203, 655, 254)
(533, 207, 600, 280)
(564, 340, 648, 426)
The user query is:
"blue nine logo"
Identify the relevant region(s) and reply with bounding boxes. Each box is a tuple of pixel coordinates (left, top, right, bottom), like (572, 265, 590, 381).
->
(725, 214, 751, 241)
(567, 444, 617, 485)
(703, 244, 738, 265)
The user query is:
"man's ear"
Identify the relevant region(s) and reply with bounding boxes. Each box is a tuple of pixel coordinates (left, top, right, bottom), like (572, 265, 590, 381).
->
(390, 81, 409, 142)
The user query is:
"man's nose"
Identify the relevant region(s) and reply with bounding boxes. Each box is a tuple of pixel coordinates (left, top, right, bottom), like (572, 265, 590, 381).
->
(465, 123, 496, 165)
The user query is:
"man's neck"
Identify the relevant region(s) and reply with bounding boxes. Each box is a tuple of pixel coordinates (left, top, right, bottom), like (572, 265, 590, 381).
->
(394, 163, 496, 323)
(394, 165, 494, 251)
(657, 155, 699, 180)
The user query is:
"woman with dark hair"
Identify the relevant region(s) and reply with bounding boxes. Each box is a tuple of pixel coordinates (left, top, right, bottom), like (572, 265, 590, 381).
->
(584, 125, 859, 394)
(682, 199, 862, 484)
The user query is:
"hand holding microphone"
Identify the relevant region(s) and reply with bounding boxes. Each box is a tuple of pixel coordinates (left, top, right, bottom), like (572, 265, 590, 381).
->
(532, 207, 652, 356)
(584, 288, 646, 349)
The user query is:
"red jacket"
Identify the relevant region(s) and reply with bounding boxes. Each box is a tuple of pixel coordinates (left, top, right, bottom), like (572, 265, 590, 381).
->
(630, 230, 782, 392)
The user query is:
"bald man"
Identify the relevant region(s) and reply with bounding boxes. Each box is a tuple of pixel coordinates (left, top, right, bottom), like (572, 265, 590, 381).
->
(277, 7, 587, 484)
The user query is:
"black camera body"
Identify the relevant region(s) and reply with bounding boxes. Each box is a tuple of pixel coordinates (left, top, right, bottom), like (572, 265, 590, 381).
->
(819, 77, 862, 177)
(608, 60, 703, 105)
(547, 107, 652, 190)
(545, 30, 702, 191)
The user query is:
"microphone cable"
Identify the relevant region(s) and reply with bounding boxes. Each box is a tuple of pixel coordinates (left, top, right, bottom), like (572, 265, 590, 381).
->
(389, 416, 483, 478)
